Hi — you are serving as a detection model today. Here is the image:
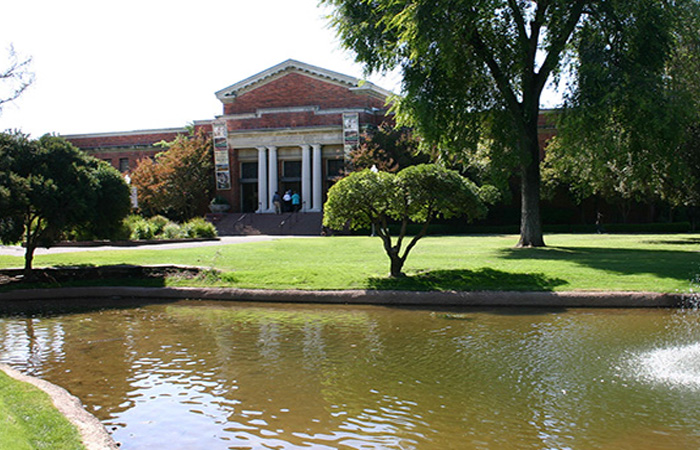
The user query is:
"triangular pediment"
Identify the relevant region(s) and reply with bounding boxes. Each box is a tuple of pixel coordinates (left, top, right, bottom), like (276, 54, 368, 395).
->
(215, 59, 391, 102)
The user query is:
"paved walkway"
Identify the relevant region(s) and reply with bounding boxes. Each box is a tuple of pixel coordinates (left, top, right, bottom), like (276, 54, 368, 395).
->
(0, 235, 310, 256)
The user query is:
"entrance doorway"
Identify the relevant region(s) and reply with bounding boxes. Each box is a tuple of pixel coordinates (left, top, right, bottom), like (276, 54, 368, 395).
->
(241, 182, 258, 213)
(280, 181, 301, 212)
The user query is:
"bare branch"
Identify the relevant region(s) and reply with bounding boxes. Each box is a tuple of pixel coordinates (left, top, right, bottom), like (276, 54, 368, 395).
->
(0, 44, 35, 110)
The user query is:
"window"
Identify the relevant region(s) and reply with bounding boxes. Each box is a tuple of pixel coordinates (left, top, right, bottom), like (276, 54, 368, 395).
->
(119, 158, 129, 172)
(241, 162, 258, 180)
(282, 161, 301, 180)
(103, 158, 112, 166)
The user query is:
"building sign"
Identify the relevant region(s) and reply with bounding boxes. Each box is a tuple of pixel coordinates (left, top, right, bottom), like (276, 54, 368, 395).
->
(342, 112, 359, 161)
(212, 122, 231, 190)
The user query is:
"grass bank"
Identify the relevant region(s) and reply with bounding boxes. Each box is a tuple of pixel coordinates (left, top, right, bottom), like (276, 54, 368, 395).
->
(0, 371, 84, 449)
(0, 234, 698, 293)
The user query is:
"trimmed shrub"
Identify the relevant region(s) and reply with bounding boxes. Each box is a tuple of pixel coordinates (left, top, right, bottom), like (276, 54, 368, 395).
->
(161, 223, 185, 239)
(129, 219, 156, 240)
(148, 215, 172, 236)
(183, 217, 218, 238)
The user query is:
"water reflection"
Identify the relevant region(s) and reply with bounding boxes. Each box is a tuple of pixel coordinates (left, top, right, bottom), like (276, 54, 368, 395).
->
(1, 302, 700, 449)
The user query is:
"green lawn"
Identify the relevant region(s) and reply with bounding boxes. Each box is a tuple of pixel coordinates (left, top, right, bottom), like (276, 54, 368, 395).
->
(0, 371, 85, 450)
(0, 233, 698, 293)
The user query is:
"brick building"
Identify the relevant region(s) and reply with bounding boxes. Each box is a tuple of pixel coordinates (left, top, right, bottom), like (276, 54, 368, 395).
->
(65, 60, 392, 214)
(65, 59, 559, 219)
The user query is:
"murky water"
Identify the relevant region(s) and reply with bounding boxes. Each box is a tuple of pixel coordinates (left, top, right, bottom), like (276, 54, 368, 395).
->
(2, 301, 700, 449)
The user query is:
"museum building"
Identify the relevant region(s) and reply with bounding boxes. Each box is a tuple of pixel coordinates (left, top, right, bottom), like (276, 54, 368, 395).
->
(64, 60, 393, 214)
(65, 59, 557, 219)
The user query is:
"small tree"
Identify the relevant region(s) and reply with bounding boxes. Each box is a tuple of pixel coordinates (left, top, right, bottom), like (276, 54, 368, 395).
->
(0, 132, 130, 276)
(130, 128, 214, 221)
(323, 164, 491, 277)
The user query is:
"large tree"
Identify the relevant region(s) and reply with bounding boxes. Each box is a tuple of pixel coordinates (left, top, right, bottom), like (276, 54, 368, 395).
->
(323, 0, 690, 247)
(130, 128, 214, 221)
(323, 164, 491, 277)
(0, 132, 131, 276)
(544, 1, 700, 223)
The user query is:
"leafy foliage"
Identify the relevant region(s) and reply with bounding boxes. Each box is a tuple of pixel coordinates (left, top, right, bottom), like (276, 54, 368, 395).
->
(545, 0, 700, 218)
(0, 132, 130, 275)
(348, 124, 427, 173)
(123, 214, 218, 240)
(323, 0, 697, 247)
(130, 128, 214, 221)
(323, 164, 487, 276)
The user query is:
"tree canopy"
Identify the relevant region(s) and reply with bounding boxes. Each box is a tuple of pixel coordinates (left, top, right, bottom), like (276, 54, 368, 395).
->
(130, 128, 214, 221)
(545, 1, 700, 222)
(0, 132, 131, 275)
(323, 164, 491, 277)
(323, 0, 697, 246)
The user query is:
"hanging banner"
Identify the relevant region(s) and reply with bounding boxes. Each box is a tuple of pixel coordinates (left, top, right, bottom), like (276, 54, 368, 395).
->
(212, 122, 231, 190)
(342, 112, 359, 161)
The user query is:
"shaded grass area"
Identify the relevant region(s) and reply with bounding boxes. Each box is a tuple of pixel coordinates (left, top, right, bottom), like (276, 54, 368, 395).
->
(0, 371, 84, 450)
(0, 234, 698, 292)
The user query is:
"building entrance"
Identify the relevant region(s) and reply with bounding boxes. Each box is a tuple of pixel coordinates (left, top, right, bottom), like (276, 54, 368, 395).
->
(241, 182, 258, 213)
(280, 181, 301, 212)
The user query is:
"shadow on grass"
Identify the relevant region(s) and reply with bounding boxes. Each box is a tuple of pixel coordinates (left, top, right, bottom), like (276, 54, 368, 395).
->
(642, 237, 700, 246)
(366, 267, 567, 292)
(499, 245, 699, 282)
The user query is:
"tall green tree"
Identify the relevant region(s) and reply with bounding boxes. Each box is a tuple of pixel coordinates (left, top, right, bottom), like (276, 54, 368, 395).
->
(545, 1, 700, 222)
(323, 0, 691, 246)
(323, 164, 491, 277)
(0, 132, 130, 276)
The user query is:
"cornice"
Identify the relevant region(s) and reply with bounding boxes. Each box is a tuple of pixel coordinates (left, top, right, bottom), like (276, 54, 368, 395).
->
(215, 59, 393, 102)
(62, 126, 189, 140)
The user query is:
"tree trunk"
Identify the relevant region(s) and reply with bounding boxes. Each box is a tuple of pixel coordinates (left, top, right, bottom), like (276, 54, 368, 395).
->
(23, 243, 35, 279)
(516, 117, 545, 248)
(389, 253, 405, 278)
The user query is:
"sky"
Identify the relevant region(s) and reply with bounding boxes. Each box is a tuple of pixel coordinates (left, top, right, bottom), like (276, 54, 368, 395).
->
(0, 0, 403, 137)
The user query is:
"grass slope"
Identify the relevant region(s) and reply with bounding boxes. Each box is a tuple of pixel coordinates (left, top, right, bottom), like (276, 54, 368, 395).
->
(0, 371, 84, 450)
(0, 234, 698, 293)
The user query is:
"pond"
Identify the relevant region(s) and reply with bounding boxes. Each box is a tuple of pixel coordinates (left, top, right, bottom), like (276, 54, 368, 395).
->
(2, 300, 700, 449)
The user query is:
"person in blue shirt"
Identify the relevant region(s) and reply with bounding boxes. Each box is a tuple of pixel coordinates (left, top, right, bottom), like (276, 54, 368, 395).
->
(291, 191, 301, 212)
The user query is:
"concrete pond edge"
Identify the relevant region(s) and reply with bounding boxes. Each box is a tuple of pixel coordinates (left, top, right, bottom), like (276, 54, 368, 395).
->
(0, 363, 119, 450)
(0, 285, 691, 308)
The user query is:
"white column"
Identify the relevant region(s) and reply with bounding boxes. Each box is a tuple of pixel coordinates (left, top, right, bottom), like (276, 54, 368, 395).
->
(301, 144, 311, 212)
(267, 145, 278, 213)
(257, 146, 267, 213)
(311, 144, 322, 212)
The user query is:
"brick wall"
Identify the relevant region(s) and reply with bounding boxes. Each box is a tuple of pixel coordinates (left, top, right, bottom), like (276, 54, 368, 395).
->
(66, 125, 214, 173)
(65, 130, 183, 150)
(224, 73, 386, 116)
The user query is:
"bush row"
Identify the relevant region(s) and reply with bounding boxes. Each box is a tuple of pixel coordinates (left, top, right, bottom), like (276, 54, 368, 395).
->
(123, 215, 218, 240)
